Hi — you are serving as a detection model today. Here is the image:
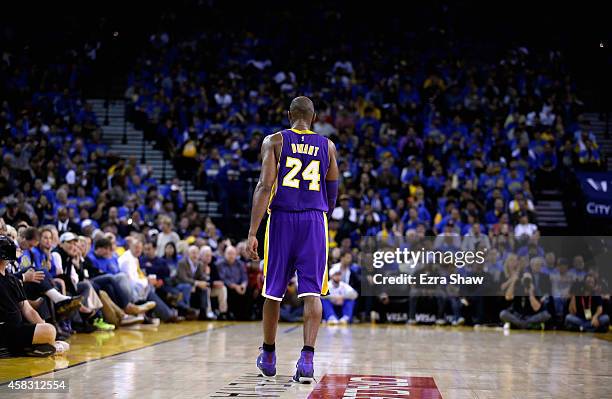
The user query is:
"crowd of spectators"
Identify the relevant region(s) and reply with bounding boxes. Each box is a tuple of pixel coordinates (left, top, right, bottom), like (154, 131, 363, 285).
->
(1, 1, 610, 358)
(119, 4, 609, 330)
(0, 34, 265, 356)
(125, 22, 604, 223)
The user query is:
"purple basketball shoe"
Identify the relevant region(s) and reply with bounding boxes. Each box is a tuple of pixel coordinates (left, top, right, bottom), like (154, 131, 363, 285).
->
(256, 348, 276, 378)
(292, 350, 314, 383)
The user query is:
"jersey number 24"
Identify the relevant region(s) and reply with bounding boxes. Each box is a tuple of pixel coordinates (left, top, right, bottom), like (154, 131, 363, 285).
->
(282, 157, 320, 191)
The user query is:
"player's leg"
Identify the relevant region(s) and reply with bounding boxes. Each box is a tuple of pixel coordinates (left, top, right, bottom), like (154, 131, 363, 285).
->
(257, 212, 293, 378)
(263, 298, 281, 346)
(303, 296, 322, 347)
(293, 211, 328, 383)
(258, 298, 280, 378)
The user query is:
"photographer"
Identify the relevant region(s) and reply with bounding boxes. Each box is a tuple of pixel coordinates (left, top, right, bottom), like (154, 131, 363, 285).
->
(0, 235, 67, 356)
(499, 272, 551, 329)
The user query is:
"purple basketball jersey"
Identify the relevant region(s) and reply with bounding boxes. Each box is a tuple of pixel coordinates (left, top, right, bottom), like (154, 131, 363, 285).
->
(269, 128, 330, 212)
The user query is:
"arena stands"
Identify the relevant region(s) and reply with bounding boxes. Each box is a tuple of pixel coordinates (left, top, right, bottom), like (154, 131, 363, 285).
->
(0, 1, 610, 358)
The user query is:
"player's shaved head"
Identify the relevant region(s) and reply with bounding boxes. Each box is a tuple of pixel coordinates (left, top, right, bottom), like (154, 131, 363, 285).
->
(289, 96, 315, 121)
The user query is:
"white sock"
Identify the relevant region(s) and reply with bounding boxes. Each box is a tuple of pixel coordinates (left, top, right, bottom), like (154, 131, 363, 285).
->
(45, 289, 71, 303)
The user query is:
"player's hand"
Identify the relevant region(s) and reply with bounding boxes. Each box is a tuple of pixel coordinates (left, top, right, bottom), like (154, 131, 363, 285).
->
(24, 269, 45, 283)
(246, 235, 259, 261)
(592, 317, 600, 328)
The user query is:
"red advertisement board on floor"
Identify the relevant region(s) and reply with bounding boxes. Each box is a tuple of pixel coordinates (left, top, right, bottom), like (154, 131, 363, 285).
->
(308, 374, 443, 399)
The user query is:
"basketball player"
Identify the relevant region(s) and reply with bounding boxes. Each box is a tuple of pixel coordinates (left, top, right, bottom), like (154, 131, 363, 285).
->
(246, 96, 339, 383)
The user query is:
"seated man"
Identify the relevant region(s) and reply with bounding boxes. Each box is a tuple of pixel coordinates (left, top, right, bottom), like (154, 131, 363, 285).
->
(322, 265, 358, 324)
(217, 245, 249, 320)
(500, 272, 551, 329)
(331, 251, 362, 321)
(140, 241, 171, 279)
(565, 274, 610, 333)
(140, 240, 195, 319)
(0, 235, 68, 356)
(177, 245, 214, 320)
(87, 237, 154, 324)
(118, 236, 180, 323)
(199, 246, 228, 319)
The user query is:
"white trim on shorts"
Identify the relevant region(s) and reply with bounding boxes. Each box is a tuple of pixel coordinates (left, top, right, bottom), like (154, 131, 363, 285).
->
(297, 292, 321, 298)
(262, 292, 284, 302)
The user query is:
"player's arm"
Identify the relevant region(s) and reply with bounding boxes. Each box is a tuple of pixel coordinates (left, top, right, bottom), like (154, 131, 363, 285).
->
(246, 133, 281, 260)
(325, 139, 339, 213)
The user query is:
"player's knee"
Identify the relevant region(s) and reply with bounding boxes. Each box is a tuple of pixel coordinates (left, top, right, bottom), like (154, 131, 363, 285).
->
(302, 296, 322, 312)
(264, 297, 282, 306)
(302, 296, 320, 304)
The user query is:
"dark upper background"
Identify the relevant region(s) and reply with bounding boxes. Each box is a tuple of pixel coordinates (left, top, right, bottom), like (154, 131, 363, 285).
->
(1, 1, 610, 102)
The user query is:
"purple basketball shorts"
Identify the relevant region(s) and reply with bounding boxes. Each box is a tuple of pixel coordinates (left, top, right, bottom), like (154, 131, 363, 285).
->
(262, 210, 329, 300)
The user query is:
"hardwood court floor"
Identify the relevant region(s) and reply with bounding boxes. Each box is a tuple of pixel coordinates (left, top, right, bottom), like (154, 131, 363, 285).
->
(0, 321, 611, 398)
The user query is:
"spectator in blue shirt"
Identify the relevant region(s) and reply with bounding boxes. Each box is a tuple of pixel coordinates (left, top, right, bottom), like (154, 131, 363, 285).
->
(87, 238, 153, 317)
